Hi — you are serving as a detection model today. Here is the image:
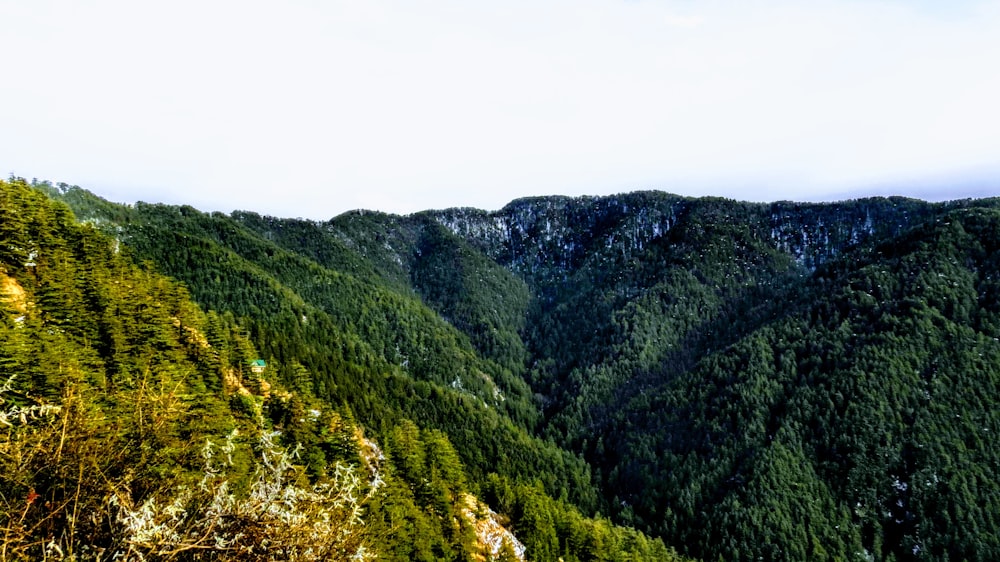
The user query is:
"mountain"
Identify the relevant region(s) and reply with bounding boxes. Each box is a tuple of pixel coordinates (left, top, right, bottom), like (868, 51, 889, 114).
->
(3, 177, 682, 562)
(31, 176, 1000, 561)
(425, 194, 1000, 562)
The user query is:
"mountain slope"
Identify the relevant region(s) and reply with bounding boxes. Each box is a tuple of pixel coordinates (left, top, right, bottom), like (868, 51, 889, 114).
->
(6, 177, 686, 561)
(38, 177, 1000, 561)
(45, 190, 597, 508)
(609, 208, 1000, 561)
(377, 193, 1000, 561)
(35, 181, 683, 552)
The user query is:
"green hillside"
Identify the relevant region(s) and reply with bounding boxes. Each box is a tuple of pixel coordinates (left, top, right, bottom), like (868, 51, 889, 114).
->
(7, 177, 682, 561)
(32, 175, 1000, 561)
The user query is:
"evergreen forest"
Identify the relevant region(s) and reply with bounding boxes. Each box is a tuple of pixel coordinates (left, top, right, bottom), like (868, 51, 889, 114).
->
(6, 175, 1000, 561)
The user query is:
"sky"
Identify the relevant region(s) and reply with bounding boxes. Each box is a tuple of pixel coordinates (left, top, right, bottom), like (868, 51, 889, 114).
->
(2, 0, 1000, 220)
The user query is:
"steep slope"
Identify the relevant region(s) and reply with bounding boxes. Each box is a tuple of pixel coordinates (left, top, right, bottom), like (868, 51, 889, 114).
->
(235, 211, 534, 386)
(0, 178, 376, 558)
(36, 182, 601, 518)
(603, 208, 1000, 561)
(39, 177, 1000, 561)
(9, 178, 686, 562)
(423, 193, 1000, 561)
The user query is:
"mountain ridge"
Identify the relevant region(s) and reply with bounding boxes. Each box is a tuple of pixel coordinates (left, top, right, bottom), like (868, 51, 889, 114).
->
(30, 177, 1000, 561)
(4, 177, 685, 561)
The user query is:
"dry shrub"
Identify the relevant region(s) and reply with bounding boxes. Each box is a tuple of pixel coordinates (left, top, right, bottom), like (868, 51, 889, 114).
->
(0, 377, 380, 561)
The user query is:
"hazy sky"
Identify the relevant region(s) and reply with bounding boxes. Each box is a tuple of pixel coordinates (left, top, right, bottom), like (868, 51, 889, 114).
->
(3, 0, 999, 220)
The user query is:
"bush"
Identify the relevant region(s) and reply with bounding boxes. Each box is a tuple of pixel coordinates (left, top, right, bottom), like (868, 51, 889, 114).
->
(0, 378, 382, 561)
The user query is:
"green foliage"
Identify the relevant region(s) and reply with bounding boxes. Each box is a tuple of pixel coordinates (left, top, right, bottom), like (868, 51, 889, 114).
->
(37, 175, 1000, 561)
(0, 178, 257, 557)
(9, 177, 675, 560)
(46, 183, 599, 512)
(482, 474, 688, 562)
(408, 217, 533, 378)
(431, 194, 1000, 561)
(594, 207, 1000, 561)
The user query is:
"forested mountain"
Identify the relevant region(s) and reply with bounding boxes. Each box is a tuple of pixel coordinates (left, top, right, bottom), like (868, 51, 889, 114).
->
(27, 176, 1000, 561)
(3, 177, 682, 561)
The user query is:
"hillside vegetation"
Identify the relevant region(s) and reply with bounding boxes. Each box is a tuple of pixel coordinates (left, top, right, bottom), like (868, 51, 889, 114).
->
(2, 177, 683, 561)
(30, 176, 1000, 561)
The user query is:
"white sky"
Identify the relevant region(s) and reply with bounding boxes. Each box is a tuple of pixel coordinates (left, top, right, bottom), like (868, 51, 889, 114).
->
(2, 0, 1000, 220)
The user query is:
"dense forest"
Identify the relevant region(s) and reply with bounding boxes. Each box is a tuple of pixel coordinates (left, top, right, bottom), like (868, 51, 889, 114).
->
(0, 178, 684, 561)
(11, 175, 1000, 561)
